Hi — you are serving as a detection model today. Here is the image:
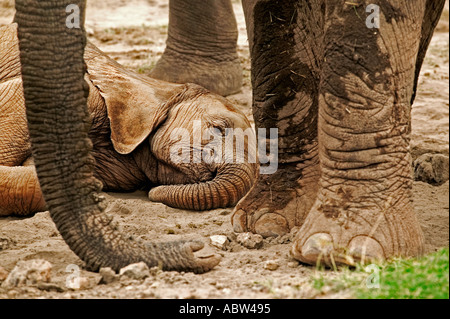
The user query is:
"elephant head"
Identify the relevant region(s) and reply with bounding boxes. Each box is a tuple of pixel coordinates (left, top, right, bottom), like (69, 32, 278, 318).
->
(84, 43, 258, 211)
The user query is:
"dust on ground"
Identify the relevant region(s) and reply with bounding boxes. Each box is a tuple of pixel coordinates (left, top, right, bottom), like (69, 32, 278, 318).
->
(0, 0, 448, 299)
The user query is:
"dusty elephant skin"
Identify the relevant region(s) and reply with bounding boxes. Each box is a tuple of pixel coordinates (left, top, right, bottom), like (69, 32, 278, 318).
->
(232, 0, 322, 238)
(5, 0, 229, 274)
(232, 0, 446, 267)
(0, 24, 257, 217)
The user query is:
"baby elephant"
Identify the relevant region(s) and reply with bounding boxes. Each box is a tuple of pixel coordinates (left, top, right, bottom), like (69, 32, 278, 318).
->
(0, 24, 258, 216)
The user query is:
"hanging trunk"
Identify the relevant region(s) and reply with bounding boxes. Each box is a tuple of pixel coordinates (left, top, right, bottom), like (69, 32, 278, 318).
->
(15, 0, 219, 273)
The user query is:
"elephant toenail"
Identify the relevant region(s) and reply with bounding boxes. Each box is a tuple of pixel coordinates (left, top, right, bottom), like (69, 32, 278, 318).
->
(348, 236, 385, 264)
(292, 233, 333, 265)
(254, 213, 289, 238)
(231, 209, 247, 233)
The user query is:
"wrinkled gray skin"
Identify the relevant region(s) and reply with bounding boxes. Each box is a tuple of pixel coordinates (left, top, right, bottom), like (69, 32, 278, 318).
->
(232, 0, 445, 267)
(11, 0, 446, 273)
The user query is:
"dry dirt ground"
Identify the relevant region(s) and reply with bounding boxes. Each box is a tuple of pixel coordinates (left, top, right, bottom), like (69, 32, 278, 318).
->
(0, 0, 448, 299)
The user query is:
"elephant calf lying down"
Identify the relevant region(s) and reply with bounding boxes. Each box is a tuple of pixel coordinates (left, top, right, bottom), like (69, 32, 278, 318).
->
(0, 24, 258, 216)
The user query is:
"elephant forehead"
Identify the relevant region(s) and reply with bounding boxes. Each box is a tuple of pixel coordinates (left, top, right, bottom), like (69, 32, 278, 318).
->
(174, 92, 251, 130)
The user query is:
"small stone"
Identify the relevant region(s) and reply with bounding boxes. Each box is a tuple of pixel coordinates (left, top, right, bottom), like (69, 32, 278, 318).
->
(288, 261, 299, 268)
(66, 276, 93, 290)
(119, 262, 150, 280)
(210, 235, 229, 250)
(414, 154, 449, 185)
(237, 232, 264, 249)
(229, 242, 244, 252)
(227, 232, 237, 241)
(0, 266, 8, 282)
(78, 277, 92, 290)
(264, 260, 280, 271)
(1, 259, 52, 288)
(148, 266, 163, 277)
(99, 267, 118, 284)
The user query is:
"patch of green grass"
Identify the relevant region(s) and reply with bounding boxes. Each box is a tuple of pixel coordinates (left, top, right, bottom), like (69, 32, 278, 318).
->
(311, 248, 449, 299)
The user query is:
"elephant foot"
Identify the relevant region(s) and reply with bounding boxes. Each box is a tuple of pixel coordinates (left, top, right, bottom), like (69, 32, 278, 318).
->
(149, 51, 243, 96)
(231, 158, 320, 238)
(290, 199, 425, 267)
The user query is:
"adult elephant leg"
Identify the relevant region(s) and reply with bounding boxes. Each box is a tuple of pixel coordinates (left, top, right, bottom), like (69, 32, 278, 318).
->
(15, 0, 219, 273)
(292, 0, 445, 266)
(231, 0, 323, 237)
(150, 0, 242, 96)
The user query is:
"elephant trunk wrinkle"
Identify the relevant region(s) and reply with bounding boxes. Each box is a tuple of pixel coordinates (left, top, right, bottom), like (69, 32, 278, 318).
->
(149, 162, 257, 211)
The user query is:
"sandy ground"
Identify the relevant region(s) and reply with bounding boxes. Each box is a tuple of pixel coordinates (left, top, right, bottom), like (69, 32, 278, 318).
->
(0, 0, 448, 299)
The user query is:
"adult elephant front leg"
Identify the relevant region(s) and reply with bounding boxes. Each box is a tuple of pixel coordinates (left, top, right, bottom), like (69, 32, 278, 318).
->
(150, 0, 242, 96)
(15, 0, 220, 273)
(231, 0, 323, 237)
(292, 0, 445, 266)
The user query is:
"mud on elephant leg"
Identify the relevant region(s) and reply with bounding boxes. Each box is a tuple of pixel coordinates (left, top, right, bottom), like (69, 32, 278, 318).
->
(149, 0, 242, 96)
(291, 0, 445, 266)
(232, 0, 323, 238)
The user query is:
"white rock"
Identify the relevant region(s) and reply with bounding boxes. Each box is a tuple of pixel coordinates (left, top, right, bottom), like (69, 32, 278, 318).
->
(237, 232, 264, 249)
(119, 262, 150, 280)
(1, 259, 52, 288)
(210, 235, 228, 250)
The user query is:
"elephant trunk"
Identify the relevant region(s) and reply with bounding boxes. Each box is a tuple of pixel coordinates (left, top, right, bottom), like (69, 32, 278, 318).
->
(149, 162, 258, 210)
(15, 0, 219, 273)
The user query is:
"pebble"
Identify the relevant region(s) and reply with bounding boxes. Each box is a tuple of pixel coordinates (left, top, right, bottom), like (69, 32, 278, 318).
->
(414, 153, 449, 185)
(210, 235, 229, 250)
(119, 262, 150, 280)
(99, 267, 118, 284)
(1, 259, 52, 288)
(237, 232, 264, 249)
(264, 260, 280, 271)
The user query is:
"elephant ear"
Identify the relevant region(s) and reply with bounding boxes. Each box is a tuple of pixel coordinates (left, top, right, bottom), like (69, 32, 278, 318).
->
(84, 42, 184, 154)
